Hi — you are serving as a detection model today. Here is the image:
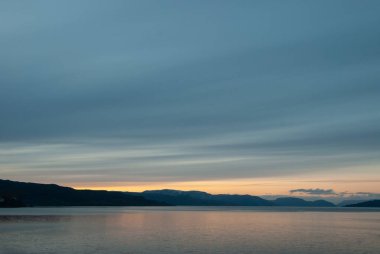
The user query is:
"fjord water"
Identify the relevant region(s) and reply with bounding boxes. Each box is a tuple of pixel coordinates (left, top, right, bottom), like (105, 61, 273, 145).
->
(0, 207, 379, 254)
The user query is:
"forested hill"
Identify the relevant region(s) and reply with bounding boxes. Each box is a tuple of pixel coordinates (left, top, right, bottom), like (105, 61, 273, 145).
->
(0, 179, 165, 207)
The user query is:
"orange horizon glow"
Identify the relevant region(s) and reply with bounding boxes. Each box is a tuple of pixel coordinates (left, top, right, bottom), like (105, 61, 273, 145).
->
(71, 177, 380, 196)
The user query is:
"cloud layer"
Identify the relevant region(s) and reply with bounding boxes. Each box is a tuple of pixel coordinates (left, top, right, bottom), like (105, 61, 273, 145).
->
(1, 1, 380, 189)
(290, 189, 336, 195)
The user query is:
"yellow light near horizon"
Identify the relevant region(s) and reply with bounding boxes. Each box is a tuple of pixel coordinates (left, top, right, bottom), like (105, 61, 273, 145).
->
(72, 176, 380, 196)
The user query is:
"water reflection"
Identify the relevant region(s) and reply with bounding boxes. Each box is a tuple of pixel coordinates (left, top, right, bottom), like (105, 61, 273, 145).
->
(0, 215, 73, 223)
(0, 207, 379, 254)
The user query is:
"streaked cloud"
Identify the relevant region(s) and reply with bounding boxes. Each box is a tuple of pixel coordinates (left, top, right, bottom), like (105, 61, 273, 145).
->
(0, 1, 379, 193)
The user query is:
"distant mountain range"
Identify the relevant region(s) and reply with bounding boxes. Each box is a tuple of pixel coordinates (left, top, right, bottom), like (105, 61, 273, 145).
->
(345, 200, 380, 207)
(337, 200, 369, 207)
(141, 189, 335, 207)
(1, 179, 378, 208)
(142, 189, 273, 206)
(271, 197, 335, 207)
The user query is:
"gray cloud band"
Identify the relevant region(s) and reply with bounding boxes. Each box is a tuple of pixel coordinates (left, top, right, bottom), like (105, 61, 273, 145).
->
(1, 1, 380, 184)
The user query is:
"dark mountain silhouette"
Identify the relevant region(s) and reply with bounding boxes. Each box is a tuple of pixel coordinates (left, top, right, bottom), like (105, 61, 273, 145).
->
(142, 190, 336, 207)
(0, 195, 24, 208)
(0, 179, 165, 207)
(1, 179, 338, 207)
(142, 189, 273, 206)
(272, 197, 335, 207)
(337, 200, 369, 207)
(345, 200, 380, 207)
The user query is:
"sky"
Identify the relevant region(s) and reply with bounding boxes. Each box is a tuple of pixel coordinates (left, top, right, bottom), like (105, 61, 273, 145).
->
(1, 1, 380, 198)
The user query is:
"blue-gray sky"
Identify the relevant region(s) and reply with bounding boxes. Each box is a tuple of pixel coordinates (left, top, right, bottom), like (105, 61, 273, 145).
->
(1, 1, 380, 195)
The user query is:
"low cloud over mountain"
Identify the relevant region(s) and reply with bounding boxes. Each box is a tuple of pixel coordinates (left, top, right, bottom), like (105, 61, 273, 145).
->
(290, 188, 336, 195)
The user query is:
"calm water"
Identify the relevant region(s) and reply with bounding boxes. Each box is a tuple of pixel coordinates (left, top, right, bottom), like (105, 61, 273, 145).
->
(0, 207, 379, 254)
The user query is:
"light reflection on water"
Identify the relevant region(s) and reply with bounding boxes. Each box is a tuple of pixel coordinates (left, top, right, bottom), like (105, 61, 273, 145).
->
(0, 207, 379, 254)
